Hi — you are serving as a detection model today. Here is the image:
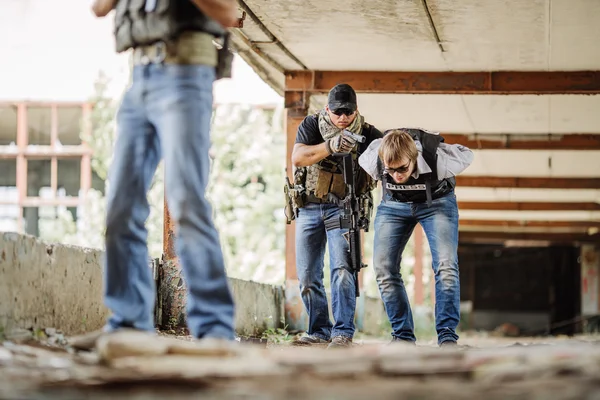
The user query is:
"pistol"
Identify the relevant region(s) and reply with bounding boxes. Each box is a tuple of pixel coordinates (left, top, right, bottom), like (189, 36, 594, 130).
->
(343, 129, 366, 144)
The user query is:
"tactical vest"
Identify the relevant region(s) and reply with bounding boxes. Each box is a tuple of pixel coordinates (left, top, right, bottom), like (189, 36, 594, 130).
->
(379, 129, 455, 206)
(296, 120, 375, 204)
(114, 0, 225, 53)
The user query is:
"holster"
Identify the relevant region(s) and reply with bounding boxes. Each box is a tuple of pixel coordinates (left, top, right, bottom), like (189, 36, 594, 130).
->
(284, 176, 306, 224)
(215, 32, 233, 80)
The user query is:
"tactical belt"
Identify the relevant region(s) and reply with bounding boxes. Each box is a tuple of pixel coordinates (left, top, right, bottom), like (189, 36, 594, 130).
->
(305, 194, 331, 204)
(132, 31, 217, 66)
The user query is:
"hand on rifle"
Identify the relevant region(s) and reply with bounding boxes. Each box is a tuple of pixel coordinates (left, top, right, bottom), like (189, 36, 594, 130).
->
(328, 133, 357, 154)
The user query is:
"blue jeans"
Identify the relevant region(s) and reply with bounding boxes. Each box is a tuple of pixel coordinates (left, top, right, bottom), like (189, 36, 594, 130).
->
(295, 203, 357, 340)
(373, 192, 460, 344)
(103, 63, 235, 340)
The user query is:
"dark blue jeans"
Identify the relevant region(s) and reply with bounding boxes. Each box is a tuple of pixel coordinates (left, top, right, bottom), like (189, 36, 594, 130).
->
(295, 203, 357, 340)
(373, 192, 460, 344)
(103, 64, 235, 340)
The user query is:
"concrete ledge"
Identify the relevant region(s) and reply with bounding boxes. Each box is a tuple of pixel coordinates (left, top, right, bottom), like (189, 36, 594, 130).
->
(229, 277, 285, 337)
(0, 232, 108, 336)
(0, 232, 384, 338)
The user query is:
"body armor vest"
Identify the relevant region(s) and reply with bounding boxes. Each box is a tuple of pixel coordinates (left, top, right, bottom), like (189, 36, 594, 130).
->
(379, 129, 455, 206)
(114, 0, 225, 53)
(298, 119, 375, 203)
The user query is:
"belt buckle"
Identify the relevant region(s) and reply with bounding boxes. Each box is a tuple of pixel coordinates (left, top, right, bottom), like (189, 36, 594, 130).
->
(153, 41, 167, 63)
(137, 41, 167, 65)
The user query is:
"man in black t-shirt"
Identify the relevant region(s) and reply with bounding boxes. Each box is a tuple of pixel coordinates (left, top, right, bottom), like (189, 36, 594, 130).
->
(289, 84, 383, 348)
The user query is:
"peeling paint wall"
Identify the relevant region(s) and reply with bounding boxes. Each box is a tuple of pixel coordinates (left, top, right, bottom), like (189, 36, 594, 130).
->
(581, 244, 600, 316)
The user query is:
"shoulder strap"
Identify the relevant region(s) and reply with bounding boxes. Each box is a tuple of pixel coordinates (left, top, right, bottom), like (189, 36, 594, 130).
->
(405, 129, 443, 182)
(376, 156, 389, 203)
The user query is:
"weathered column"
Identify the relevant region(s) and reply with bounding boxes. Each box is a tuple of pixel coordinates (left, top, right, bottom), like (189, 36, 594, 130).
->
(283, 85, 309, 331)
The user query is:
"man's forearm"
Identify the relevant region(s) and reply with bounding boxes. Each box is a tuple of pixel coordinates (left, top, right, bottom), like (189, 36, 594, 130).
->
(190, 0, 239, 28)
(92, 0, 117, 17)
(291, 143, 330, 168)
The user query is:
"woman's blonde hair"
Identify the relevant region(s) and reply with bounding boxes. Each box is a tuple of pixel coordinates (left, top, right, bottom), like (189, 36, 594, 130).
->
(378, 129, 418, 166)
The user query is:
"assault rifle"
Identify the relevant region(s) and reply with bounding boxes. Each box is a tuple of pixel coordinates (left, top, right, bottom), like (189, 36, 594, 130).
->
(327, 130, 368, 297)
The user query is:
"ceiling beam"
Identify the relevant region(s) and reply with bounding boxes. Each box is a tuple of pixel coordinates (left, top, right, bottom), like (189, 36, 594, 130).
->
(284, 70, 600, 94)
(455, 177, 600, 189)
(443, 134, 600, 150)
(459, 231, 600, 244)
(458, 201, 600, 211)
(459, 219, 600, 228)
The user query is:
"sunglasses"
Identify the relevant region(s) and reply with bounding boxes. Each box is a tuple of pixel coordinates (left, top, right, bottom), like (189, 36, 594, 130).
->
(331, 108, 355, 116)
(384, 163, 411, 175)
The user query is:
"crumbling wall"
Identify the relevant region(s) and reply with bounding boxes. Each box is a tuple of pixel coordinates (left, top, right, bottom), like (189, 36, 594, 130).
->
(0, 232, 108, 336)
(0, 232, 384, 338)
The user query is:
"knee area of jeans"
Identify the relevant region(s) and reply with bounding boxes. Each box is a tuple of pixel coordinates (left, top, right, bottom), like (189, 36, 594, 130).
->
(168, 196, 210, 222)
(436, 260, 459, 291)
(373, 261, 399, 281)
(299, 278, 321, 295)
(332, 267, 354, 286)
(105, 216, 137, 237)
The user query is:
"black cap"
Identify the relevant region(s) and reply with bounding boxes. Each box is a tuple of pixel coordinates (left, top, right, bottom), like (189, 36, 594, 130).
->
(327, 84, 357, 112)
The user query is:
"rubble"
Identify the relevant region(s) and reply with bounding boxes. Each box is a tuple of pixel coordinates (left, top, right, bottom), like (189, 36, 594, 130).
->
(0, 332, 599, 399)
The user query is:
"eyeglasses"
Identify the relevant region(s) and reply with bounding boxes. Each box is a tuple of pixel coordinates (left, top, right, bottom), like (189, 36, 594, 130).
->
(331, 108, 355, 116)
(384, 163, 411, 175)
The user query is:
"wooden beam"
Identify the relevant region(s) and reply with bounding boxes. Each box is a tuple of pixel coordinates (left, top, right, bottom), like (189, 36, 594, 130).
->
(443, 134, 600, 150)
(460, 231, 600, 243)
(458, 201, 600, 211)
(455, 177, 600, 189)
(459, 219, 600, 228)
(285, 70, 600, 94)
(0, 146, 93, 159)
(0, 101, 91, 108)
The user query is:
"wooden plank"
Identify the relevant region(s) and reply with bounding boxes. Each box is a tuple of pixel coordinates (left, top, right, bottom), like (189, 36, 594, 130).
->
(456, 177, 600, 189)
(458, 201, 600, 211)
(285, 70, 600, 94)
(443, 134, 600, 150)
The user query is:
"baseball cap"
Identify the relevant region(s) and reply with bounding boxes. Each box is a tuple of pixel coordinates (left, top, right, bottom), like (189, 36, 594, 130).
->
(327, 84, 357, 112)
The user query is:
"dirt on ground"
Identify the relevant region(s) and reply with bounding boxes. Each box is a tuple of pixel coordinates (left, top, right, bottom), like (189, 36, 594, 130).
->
(1, 329, 600, 400)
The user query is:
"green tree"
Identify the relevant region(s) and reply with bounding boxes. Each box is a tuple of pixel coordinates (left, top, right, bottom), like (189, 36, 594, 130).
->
(207, 103, 286, 284)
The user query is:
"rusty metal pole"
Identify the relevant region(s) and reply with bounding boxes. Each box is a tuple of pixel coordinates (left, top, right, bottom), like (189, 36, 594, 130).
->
(158, 188, 188, 331)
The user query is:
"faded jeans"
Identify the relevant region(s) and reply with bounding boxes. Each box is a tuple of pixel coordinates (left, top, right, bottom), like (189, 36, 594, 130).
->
(103, 63, 235, 340)
(295, 203, 357, 340)
(373, 192, 460, 344)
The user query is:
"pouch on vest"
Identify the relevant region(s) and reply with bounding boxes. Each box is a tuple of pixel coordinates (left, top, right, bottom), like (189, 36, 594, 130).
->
(283, 170, 307, 223)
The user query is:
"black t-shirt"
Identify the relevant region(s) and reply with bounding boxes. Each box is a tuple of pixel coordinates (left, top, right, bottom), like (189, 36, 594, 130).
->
(295, 114, 383, 156)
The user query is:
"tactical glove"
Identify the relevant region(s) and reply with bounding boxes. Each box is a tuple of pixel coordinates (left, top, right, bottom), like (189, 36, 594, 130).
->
(328, 133, 356, 154)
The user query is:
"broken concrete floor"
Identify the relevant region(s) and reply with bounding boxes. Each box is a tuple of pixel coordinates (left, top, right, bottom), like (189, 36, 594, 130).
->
(1, 331, 600, 399)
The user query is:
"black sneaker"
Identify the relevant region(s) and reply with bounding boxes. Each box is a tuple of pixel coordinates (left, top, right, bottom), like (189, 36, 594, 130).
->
(291, 334, 330, 346)
(388, 336, 416, 346)
(439, 340, 458, 348)
(327, 335, 352, 349)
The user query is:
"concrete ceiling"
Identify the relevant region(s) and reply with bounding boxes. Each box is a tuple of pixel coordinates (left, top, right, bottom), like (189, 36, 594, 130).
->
(233, 0, 600, 244)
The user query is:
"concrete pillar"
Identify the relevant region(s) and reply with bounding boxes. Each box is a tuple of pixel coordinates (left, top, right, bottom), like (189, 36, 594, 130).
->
(284, 106, 308, 331)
